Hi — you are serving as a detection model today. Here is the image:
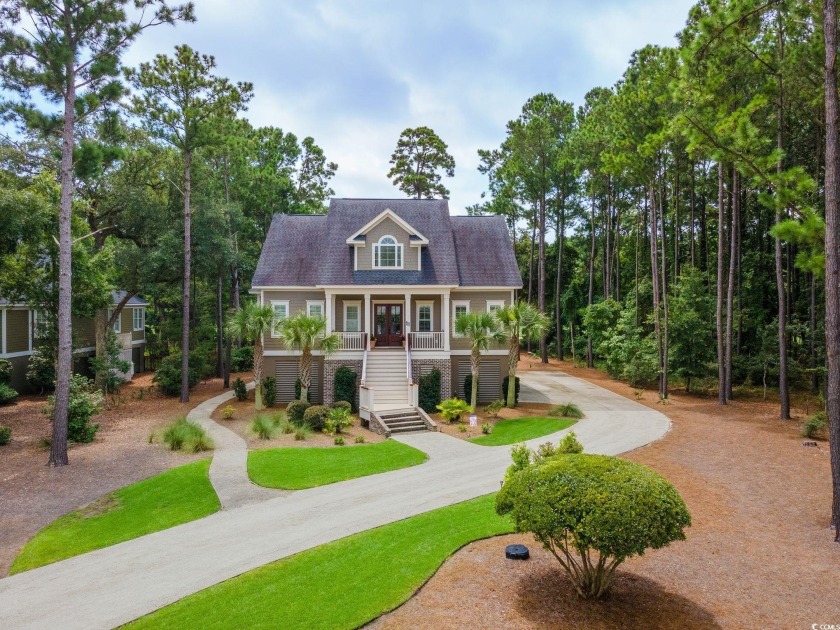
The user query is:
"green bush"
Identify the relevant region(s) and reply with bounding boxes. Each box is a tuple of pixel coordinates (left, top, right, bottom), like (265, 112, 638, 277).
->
(233, 378, 248, 402)
(0, 426, 10, 445)
(26, 352, 55, 394)
(481, 422, 492, 435)
(507, 443, 532, 480)
(231, 345, 254, 372)
(221, 405, 235, 420)
(418, 368, 442, 414)
(294, 423, 313, 441)
(45, 375, 103, 443)
(333, 366, 357, 412)
(286, 400, 311, 425)
(464, 373, 477, 402)
(435, 397, 472, 424)
(262, 376, 277, 408)
(557, 431, 584, 454)
(801, 411, 828, 439)
(334, 436, 345, 446)
(251, 414, 277, 440)
(497, 454, 691, 599)
(502, 376, 520, 406)
(153, 350, 204, 397)
(331, 400, 352, 412)
(303, 404, 330, 432)
(161, 418, 214, 452)
(354, 435, 365, 444)
(324, 406, 353, 435)
(0, 383, 18, 405)
(548, 402, 584, 419)
(0, 358, 12, 384)
(484, 399, 504, 418)
(294, 378, 312, 402)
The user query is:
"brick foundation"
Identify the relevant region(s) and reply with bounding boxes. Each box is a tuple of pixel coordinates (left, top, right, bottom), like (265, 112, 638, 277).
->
(411, 359, 452, 401)
(323, 359, 363, 407)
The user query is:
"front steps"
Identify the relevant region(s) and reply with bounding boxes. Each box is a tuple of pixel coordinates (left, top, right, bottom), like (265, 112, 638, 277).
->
(365, 349, 410, 409)
(378, 408, 427, 434)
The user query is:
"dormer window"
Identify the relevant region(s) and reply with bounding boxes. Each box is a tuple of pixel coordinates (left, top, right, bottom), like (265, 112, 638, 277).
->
(373, 235, 403, 269)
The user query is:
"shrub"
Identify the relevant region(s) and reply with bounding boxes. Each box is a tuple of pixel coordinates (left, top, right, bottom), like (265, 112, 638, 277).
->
(262, 376, 277, 408)
(557, 431, 584, 454)
(233, 378, 248, 402)
(801, 411, 828, 439)
(458, 424, 467, 433)
(0, 426, 10, 445)
(436, 397, 472, 424)
(334, 436, 345, 446)
(153, 350, 203, 397)
(354, 435, 365, 444)
(161, 418, 214, 452)
(277, 417, 295, 434)
(481, 422, 492, 435)
(303, 404, 330, 432)
(294, 378, 312, 402)
(507, 443, 532, 479)
(464, 373, 477, 403)
(418, 368, 442, 414)
(251, 414, 277, 440)
(231, 345, 254, 372)
(497, 454, 691, 599)
(0, 358, 12, 384)
(536, 441, 556, 459)
(89, 330, 130, 395)
(484, 399, 504, 419)
(324, 406, 353, 435)
(294, 423, 313, 441)
(221, 405, 235, 420)
(26, 352, 55, 394)
(333, 366, 357, 411)
(0, 383, 18, 405)
(502, 376, 520, 406)
(331, 400, 352, 413)
(548, 402, 584, 419)
(45, 375, 103, 443)
(286, 400, 311, 425)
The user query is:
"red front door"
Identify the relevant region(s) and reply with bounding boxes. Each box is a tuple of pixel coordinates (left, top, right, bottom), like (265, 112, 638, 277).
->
(374, 304, 403, 346)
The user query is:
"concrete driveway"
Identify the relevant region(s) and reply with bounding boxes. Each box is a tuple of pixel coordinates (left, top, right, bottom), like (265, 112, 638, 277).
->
(0, 368, 669, 629)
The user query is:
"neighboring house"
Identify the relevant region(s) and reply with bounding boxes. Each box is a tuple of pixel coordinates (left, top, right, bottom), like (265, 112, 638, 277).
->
(251, 198, 522, 433)
(0, 291, 148, 393)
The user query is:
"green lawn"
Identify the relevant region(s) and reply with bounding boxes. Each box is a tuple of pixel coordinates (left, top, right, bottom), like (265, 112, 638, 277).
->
(470, 416, 577, 446)
(248, 440, 427, 490)
(127, 494, 513, 630)
(11, 459, 220, 574)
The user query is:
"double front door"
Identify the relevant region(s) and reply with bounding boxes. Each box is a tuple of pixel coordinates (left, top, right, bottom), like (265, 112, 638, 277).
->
(375, 304, 403, 347)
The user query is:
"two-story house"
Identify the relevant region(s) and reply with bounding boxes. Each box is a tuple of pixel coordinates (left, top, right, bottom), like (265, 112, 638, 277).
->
(251, 198, 522, 432)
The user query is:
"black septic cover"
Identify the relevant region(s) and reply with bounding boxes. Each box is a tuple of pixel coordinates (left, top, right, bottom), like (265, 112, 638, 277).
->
(505, 544, 529, 560)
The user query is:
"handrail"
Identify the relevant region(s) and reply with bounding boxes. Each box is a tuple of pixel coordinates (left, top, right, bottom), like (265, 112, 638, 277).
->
(406, 341, 412, 383)
(407, 331, 444, 350)
(361, 333, 368, 385)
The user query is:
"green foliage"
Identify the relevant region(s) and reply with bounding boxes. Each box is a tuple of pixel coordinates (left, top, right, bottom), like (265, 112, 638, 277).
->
(286, 400, 311, 425)
(557, 431, 584, 454)
(89, 330, 131, 395)
(160, 418, 214, 453)
(801, 411, 827, 439)
(481, 422, 492, 435)
(233, 378, 248, 402)
(330, 400, 352, 412)
(418, 368, 442, 414)
(294, 378, 312, 402)
(484, 399, 504, 419)
(507, 443, 532, 478)
(153, 351, 203, 397)
(474, 417, 577, 447)
(0, 358, 12, 384)
(333, 366, 357, 412)
(250, 415, 277, 440)
(302, 405, 330, 432)
(548, 402, 584, 419)
(463, 373, 476, 403)
(221, 405, 235, 420)
(231, 346, 254, 372)
(354, 435, 365, 444)
(324, 406, 353, 436)
(293, 424, 312, 441)
(501, 376, 520, 405)
(262, 376, 276, 408)
(26, 352, 55, 394)
(387, 126, 455, 199)
(45, 375, 102, 443)
(497, 454, 691, 599)
(457, 424, 467, 433)
(668, 269, 715, 392)
(435, 398, 472, 424)
(0, 426, 10, 445)
(0, 383, 18, 405)
(334, 436, 345, 446)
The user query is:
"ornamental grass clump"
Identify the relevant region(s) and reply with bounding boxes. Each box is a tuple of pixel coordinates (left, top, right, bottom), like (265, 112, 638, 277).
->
(251, 414, 277, 440)
(497, 454, 690, 600)
(548, 402, 584, 419)
(161, 418, 214, 453)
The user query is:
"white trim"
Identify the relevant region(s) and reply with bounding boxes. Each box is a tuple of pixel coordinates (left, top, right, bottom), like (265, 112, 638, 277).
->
(108, 308, 121, 334)
(450, 349, 508, 356)
(372, 235, 404, 270)
(0, 350, 32, 359)
(265, 349, 329, 357)
(74, 346, 96, 354)
(345, 209, 429, 245)
(306, 300, 325, 318)
(132, 307, 145, 332)
(343, 300, 362, 332)
(448, 286, 523, 291)
(131, 339, 146, 346)
(416, 300, 434, 333)
(452, 300, 470, 337)
(314, 284, 459, 290)
(270, 300, 289, 338)
(486, 300, 504, 313)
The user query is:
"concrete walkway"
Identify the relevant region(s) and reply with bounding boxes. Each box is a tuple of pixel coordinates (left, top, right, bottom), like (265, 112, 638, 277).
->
(0, 369, 669, 630)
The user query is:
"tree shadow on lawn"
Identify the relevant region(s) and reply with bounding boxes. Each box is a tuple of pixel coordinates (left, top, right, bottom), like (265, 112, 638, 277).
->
(515, 567, 721, 629)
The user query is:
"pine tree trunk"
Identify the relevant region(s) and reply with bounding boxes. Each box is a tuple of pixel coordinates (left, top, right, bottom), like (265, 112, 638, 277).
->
(716, 163, 727, 406)
(659, 180, 669, 399)
(650, 184, 663, 395)
(556, 206, 565, 360)
(539, 195, 547, 364)
(527, 211, 536, 353)
(690, 161, 696, 267)
(822, 0, 840, 540)
(587, 195, 596, 368)
(49, 73, 76, 467)
(776, 19, 791, 420)
(216, 274, 224, 378)
(725, 169, 738, 401)
(181, 150, 192, 403)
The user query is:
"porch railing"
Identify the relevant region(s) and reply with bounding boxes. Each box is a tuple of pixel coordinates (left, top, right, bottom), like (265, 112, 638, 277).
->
(335, 331, 367, 351)
(407, 331, 444, 350)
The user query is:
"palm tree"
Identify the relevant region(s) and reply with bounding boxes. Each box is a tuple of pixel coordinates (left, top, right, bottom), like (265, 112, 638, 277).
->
(276, 313, 340, 401)
(494, 302, 550, 408)
(226, 302, 275, 410)
(455, 312, 506, 410)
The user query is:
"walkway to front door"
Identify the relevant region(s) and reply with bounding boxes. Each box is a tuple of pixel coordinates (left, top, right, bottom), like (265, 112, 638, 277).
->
(375, 304, 403, 346)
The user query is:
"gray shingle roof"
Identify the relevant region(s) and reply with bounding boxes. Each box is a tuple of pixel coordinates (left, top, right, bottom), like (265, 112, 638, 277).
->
(111, 291, 149, 306)
(252, 199, 522, 288)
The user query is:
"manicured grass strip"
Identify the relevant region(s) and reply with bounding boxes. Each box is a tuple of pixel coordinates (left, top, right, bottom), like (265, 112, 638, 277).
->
(11, 459, 220, 574)
(247, 440, 427, 490)
(128, 494, 513, 630)
(470, 416, 577, 446)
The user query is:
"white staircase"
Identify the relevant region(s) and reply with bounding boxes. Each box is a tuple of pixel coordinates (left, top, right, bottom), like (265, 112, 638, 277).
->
(364, 349, 410, 410)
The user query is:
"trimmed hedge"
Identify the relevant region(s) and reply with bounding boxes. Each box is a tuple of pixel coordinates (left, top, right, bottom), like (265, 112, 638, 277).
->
(418, 368, 441, 414)
(303, 404, 330, 432)
(153, 350, 205, 397)
(333, 366, 357, 412)
(502, 375, 520, 406)
(0, 383, 18, 405)
(286, 400, 311, 425)
(262, 376, 277, 408)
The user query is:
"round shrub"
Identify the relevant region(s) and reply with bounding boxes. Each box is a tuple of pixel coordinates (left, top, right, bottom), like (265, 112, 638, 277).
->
(502, 375, 520, 406)
(153, 350, 203, 397)
(45, 375, 103, 443)
(331, 400, 352, 413)
(233, 378, 248, 402)
(286, 400, 311, 425)
(303, 404, 330, 432)
(418, 368, 441, 414)
(0, 383, 18, 405)
(231, 345, 254, 372)
(0, 358, 12, 384)
(0, 426, 11, 445)
(26, 352, 55, 394)
(801, 411, 827, 439)
(333, 366, 357, 412)
(497, 454, 690, 600)
(262, 376, 277, 408)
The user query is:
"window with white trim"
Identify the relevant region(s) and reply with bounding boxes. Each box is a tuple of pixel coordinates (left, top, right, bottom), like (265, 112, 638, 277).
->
(416, 302, 433, 333)
(132, 308, 145, 332)
(307, 300, 325, 318)
(373, 235, 403, 269)
(270, 300, 289, 337)
(486, 300, 504, 314)
(344, 301, 361, 332)
(452, 300, 470, 336)
(108, 308, 121, 334)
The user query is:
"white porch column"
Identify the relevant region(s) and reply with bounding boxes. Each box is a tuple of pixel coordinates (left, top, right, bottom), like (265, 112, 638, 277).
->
(325, 291, 333, 333)
(364, 293, 371, 349)
(404, 292, 412, 334)
(442, 292, 450, 351)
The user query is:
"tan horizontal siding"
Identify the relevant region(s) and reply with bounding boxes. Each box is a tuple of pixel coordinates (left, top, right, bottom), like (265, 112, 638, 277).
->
(5, 309, 30, 353)
(264, 290, 325, 350)
(356, 217, 420, 271)
(449, 290, 510, 351)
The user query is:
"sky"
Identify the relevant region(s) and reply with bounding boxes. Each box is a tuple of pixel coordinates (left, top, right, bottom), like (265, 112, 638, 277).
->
(123, 0, 696, 214)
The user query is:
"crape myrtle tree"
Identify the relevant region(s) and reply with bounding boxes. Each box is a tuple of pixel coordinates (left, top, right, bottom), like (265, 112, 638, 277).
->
(387, 126, 455, 199)
(0, 0, 193, 466)
(128, 44, 253, 403)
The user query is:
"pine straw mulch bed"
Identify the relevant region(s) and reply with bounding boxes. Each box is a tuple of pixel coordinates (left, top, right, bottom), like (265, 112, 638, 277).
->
(0, 371, 250, 577)
(433, 403, 556, 441)
(370, 360, 839, 629)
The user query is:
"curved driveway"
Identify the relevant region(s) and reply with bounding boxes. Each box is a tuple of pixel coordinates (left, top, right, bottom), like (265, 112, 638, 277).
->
(0, 369, 669, 629)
